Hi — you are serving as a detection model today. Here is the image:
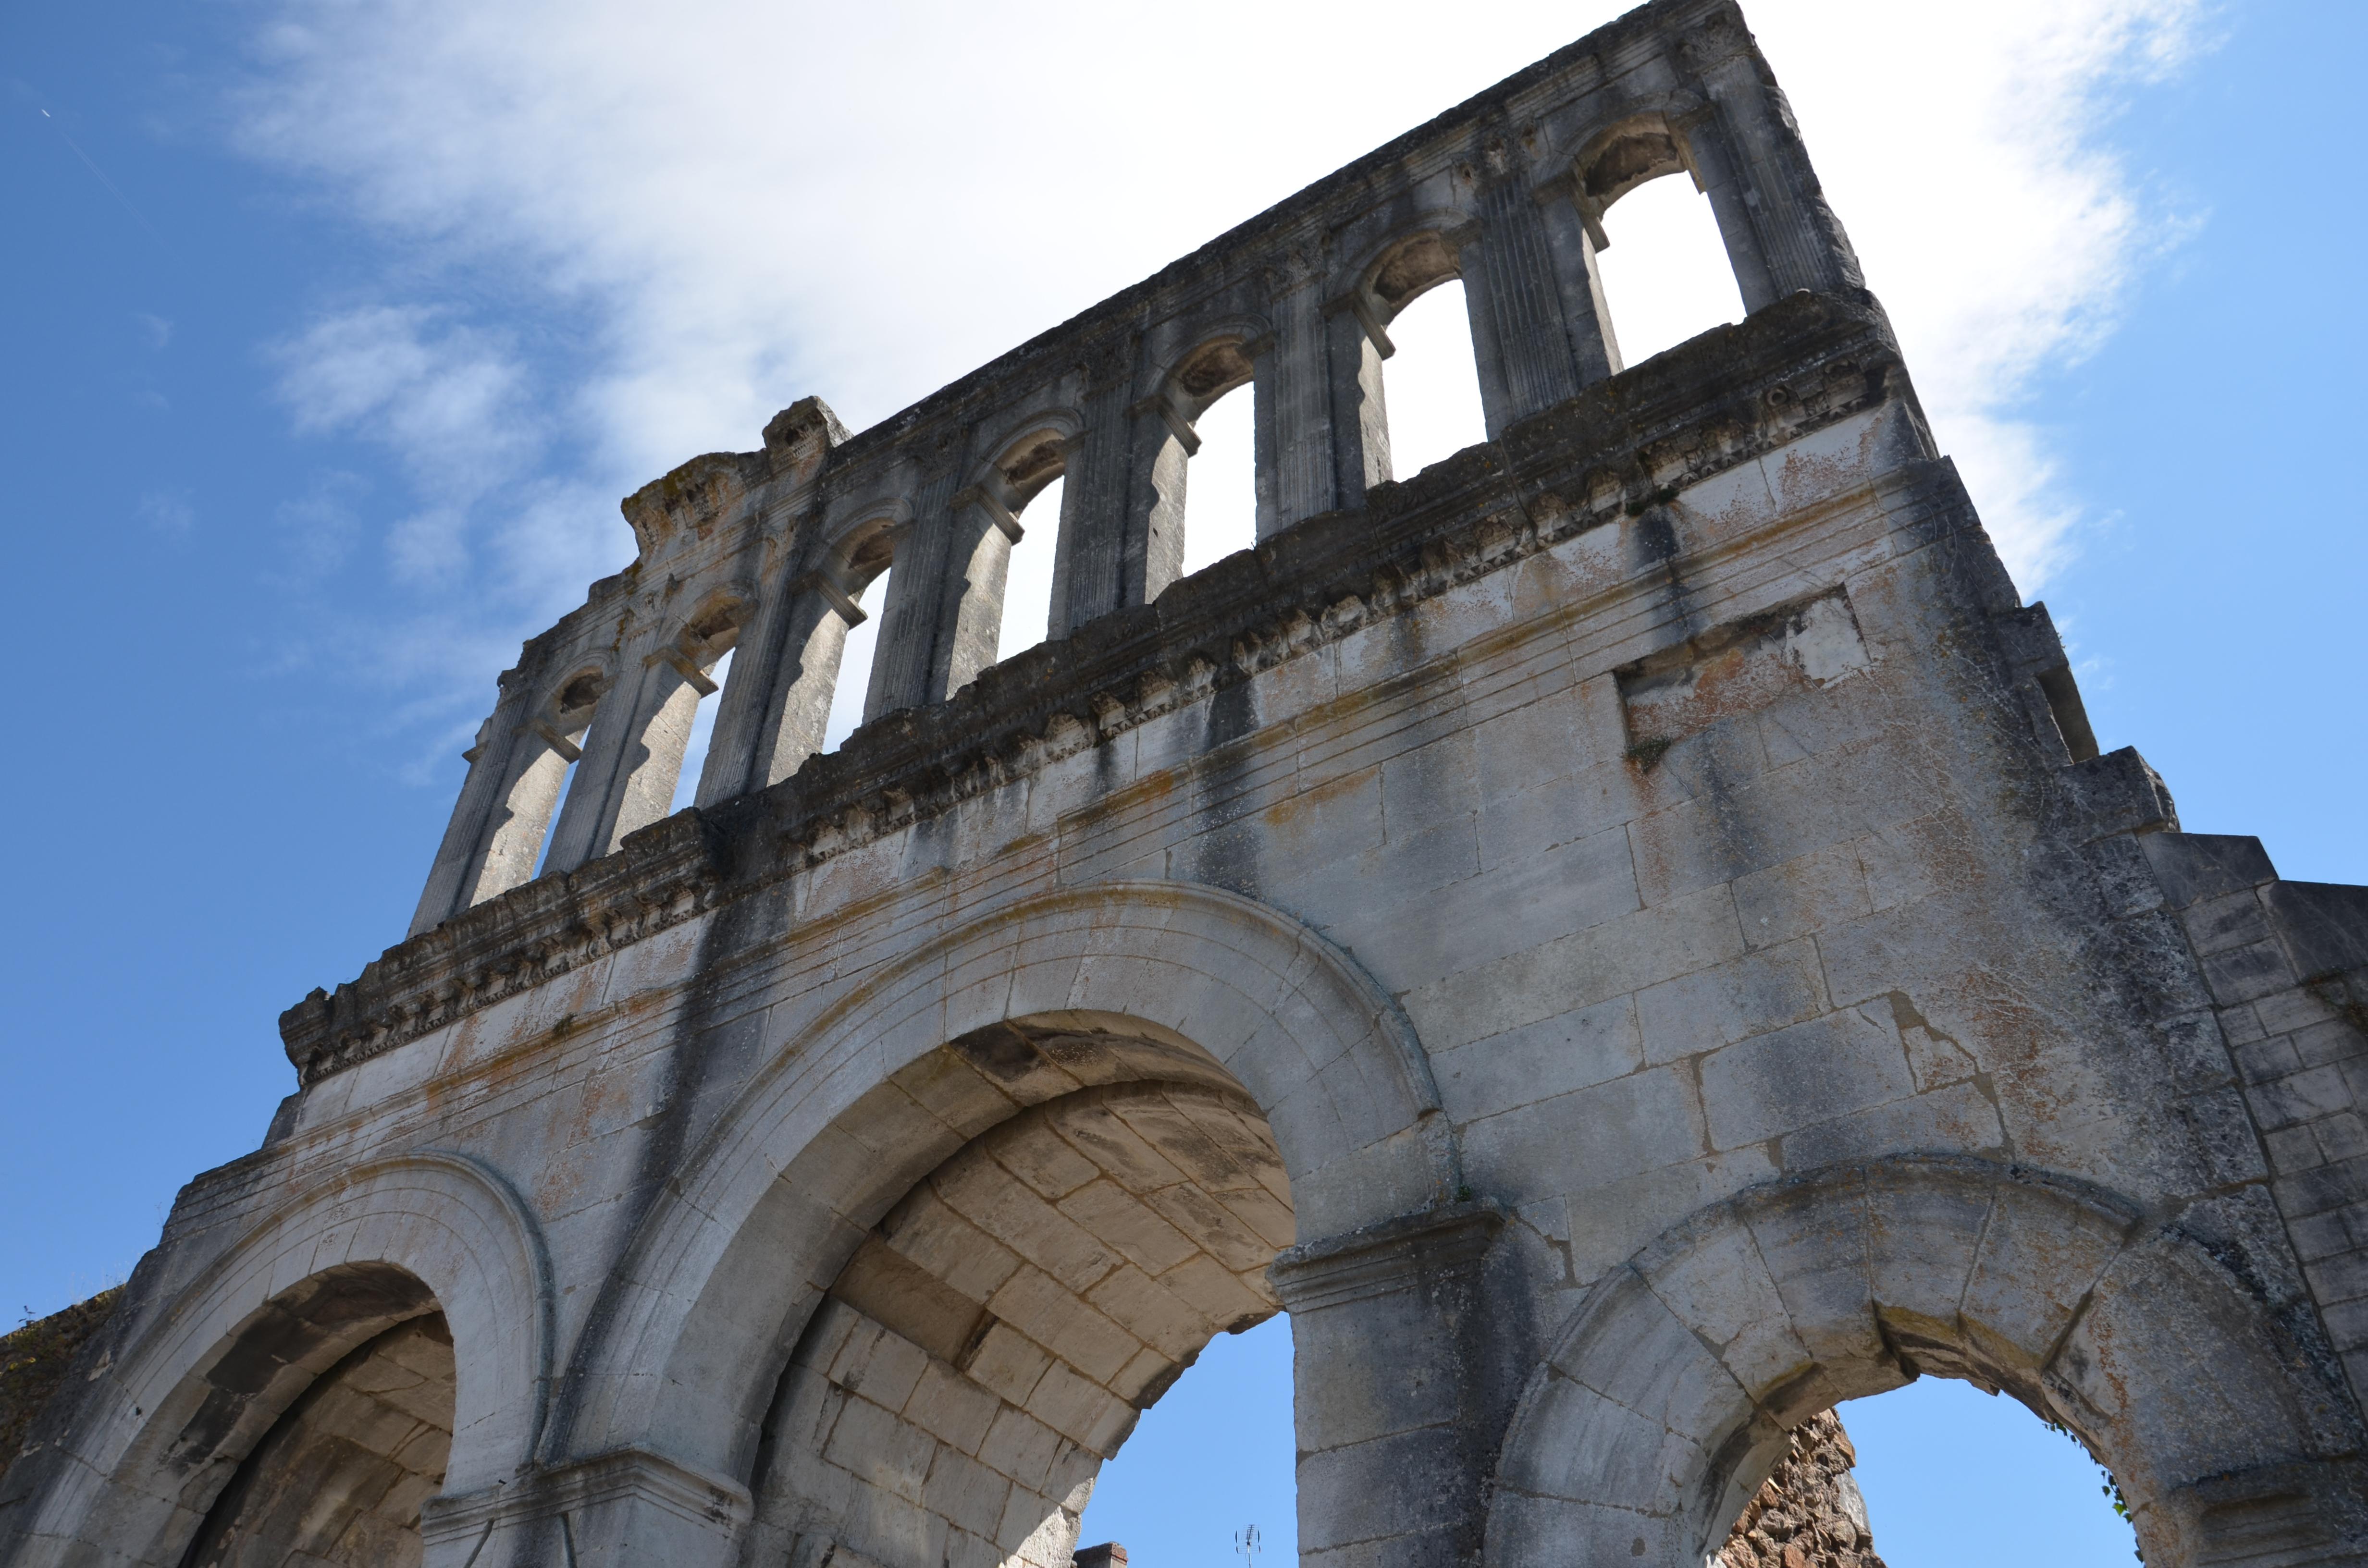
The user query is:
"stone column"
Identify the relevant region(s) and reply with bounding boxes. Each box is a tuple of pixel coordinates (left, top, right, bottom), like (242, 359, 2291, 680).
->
(1323, 305, 1391, 512)
(1677, 56, 1863, 311)
(1532, 179, 1623, 387)
(1272, 1201, 1509, 1568)
(864, 469, 1016, 718)
(1265, 273, 1342, 532)
(863, 468, 960, 719)
(696, 572, 862, 805)
(408, 665, 543, 935)
(1048, 358, 1136, 639)
(543, 641, 707, 873)
(1462, 182, 1587, 432)
(1119, 397, 1191, 610)
(1672, 109, 1781, 314)
(1250, 338, 1283, 542)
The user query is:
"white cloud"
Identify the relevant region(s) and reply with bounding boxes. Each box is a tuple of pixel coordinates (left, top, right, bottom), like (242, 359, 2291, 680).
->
(233, 0, 2205, 747)
(137, 488, 196, 537)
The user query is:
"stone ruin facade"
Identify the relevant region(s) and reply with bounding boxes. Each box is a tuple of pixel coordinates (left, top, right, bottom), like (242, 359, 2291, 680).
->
(8, 1, 2368, 1566)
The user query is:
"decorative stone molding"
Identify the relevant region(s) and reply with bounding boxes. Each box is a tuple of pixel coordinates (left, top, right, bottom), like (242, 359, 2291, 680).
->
(419, 1446, 752, 1547)
(1270, 1199, 1509, 1314)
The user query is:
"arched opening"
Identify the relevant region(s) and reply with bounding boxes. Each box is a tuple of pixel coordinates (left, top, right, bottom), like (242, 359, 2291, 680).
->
(1794, 1379, 2141, 1568)
(987, 426, 1071, 666)
(1346, 229, 1488, 484)
(740, 1021, 1297, 1568)
(1486, 1159, 2362, 1568)
(184, 1312, 456, 1568)
(1074, 1311, 1295, 1566)
(1152, 336, 1258, 584)
(522, 669, 603, 882)
(1577, 121, 1744, 367)
(536, 597, 741, 870)
(638, 598, 739, 820)
(62, 1261, 468, 1568)
(824, 522, 898, 752)
(1377, 276, 1488, 479)
(668, 601, 743, 812)
(1178, 387, 1255, 577)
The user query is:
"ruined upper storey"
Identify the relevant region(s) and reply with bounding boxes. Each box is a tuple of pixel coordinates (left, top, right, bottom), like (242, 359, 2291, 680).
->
(403, 0, 1864, 942)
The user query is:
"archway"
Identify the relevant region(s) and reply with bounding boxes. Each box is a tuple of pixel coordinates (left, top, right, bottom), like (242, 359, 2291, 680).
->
(1, 1155, 550, 1568)
(1568, 112, 1746, 368)
(740, 1037, 1293, 1568)
(1485, 1157, 2368, 1568)
(551, 882, 1457, 1556)
(183, 1308, 456, 1568)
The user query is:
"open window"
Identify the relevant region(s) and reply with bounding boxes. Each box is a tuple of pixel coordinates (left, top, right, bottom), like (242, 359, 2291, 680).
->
(1363, 232, 1489, 479)
(820, 518, 898, 753)
(518, 669, 604, 884)
(1575, 117, 1745, 366)
(984, 425, 1071, 665)
(667, 603, 742, 812)
(1153, 336, 1260, 583)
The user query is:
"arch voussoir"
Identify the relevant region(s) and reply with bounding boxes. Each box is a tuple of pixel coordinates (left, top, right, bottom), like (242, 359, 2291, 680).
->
(1489, 1156, 2368, 1568)
(556, 881, 1452, 1492)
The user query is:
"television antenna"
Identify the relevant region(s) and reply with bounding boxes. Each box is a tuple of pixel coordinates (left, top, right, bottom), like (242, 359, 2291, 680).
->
(1235, 1524, 1261, 1568)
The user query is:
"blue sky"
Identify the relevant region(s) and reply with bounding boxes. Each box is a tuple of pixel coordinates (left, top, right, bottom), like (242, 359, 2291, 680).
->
(3, 1, 2360, 1562)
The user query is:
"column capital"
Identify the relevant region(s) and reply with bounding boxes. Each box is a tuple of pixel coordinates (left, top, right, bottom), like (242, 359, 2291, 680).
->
(1269, 1198, 1506, 1313)
(421, 1447, 751, 1564)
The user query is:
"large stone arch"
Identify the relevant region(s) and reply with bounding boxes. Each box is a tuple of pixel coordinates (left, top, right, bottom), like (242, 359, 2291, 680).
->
(740, 1074, 1297, 1568)
(555, 881, 1455, 1488)
(5, 1152, 551, 1568)
(1485, 1157, 2368, 1568)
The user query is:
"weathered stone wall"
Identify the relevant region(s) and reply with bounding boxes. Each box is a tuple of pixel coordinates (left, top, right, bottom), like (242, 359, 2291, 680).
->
(0, 1294, 119, 1481)
(1718, 1412, 1886, 1568)
(6, 3, 2366, 1568)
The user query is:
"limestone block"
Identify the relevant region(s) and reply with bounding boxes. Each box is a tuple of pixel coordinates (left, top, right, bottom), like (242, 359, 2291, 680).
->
(824, 1394, 937, 1504)
(1083, 1263, 1213, 1361)
(1460, 1064, 1704, 1200)
(986, 1268, 1139, 1384)
(935, 1166, 1121, 1295)
(1699, 1008, 1918, 1152)
(902, 1361, 1001, 1456)
(1637, 941, 1829, 1067)
(978, 1404, 1065, 1487)
(1734, 840, 1875, 948)
(1777, 1082, 2004, 1174)
(1634, 1219, 1811, 1396)
(1053, 1181, 1198, 1276)
(883, 1188, 1025, 1307)
(922, 1444, 1012, 1538)
(1431, 995, 1642, 1125)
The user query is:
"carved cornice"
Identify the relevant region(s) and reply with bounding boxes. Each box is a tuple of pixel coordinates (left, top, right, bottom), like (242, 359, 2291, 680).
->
(1269, 1198, 1510, 1313)
(283, 292, 1910, 1087)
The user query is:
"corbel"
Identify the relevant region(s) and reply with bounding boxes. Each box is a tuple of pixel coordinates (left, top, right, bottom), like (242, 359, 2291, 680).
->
(1126, 391, 1201, 456)
(792, 569, 867, 627)
(530, 722, 585, 764)
(951, 484, 1026, 543)
(1321, 290, 1396, 360)
(1667, 110, 1713, 194)
(647, 647, 720, 697)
